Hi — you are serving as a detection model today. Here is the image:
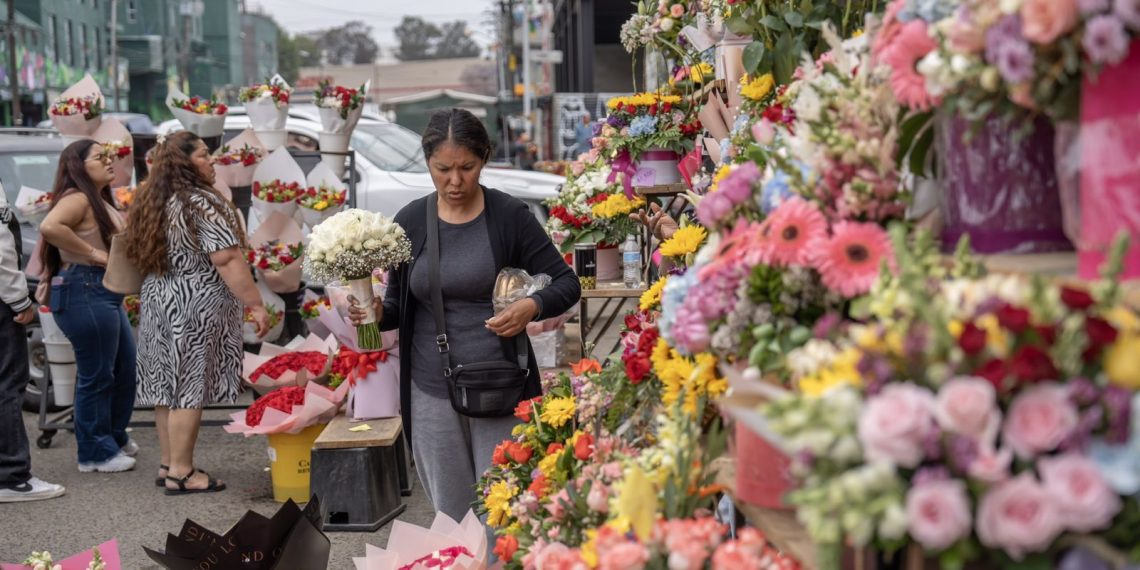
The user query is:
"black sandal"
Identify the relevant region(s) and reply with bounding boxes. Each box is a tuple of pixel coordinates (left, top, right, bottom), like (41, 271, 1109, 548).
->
(155, 464, 169, 487)
(165, 468, 226, 496)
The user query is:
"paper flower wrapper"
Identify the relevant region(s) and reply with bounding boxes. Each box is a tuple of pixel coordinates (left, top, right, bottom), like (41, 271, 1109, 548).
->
(165, 87, 226, 138)
(49, 74, 104, 137)
(302, 290, 332, 339)
(316, 81, 369, 135)
(242, 333, 338, 392)
(215, 129, 267, 188)
(315, 303, 398, 354)
(225, 376, 349, 436)
(14, 186, 52, 224)
(251, 148, 304, 219)
(2, 540, 121, 570)
(352, 510, 487, 570)
(250, 211, 304, 293)
(244, 280, 285, 344)
(92, 118, 134, 188)
(244, 74, 291, 131)
(300, 162, 348, 228)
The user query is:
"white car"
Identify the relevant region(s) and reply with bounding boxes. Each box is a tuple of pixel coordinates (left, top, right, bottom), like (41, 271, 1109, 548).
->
(157, 114, 563, 221)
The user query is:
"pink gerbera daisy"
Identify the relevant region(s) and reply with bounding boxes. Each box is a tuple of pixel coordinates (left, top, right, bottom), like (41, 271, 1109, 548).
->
(760, 197, 828, 267)
(881, 20, 940, 110)
(811, 221, 894, 298)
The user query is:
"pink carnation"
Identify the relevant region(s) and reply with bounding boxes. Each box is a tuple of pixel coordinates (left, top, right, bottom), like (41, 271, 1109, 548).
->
(977, 474, 1063, 560)
(857, 383, 937, 468)
(1021, 0, 1080, 44)
(1038, 452, 1122, 533)
(1002, 383, 1078, 459)
(905, 479, 973, 551)
(599, 542, 649, 570)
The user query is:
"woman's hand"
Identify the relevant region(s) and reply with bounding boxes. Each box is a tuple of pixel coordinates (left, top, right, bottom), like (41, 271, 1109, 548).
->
(89, 248, 109, 267)
(630, 202, 679, 242)
(247, 304, 270, 338)
(486, 298, 539, 337)
(349, 298, 383, 326)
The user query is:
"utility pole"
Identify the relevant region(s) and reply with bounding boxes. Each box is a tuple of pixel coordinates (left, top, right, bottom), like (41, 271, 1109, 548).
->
(6, 0, 22, 125)
(522, 0, 531, 137)
(110, 0, 119, 111)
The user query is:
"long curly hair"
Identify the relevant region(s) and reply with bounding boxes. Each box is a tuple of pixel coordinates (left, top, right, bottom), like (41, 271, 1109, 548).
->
(125, 131, 248, 276)
(39, 139, 119, 280)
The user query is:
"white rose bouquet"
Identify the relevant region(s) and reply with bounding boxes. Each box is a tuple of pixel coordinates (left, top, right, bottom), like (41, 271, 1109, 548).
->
(304, 209, 412, 350)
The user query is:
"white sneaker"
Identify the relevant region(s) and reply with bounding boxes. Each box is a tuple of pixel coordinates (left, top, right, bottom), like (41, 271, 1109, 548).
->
(121, 439, 140, 457)
(78, 452, 136, 473)
(0, 477, 66, 503)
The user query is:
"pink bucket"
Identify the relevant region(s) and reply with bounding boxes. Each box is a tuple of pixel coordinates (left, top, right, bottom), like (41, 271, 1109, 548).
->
(735, 422, 795, 510)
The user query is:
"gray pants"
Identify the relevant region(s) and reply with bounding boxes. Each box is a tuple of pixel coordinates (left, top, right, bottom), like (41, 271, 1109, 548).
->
(410, 381, 520, 524)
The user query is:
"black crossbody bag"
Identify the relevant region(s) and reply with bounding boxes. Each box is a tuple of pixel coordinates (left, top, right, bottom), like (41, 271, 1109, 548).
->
(426, 198, 530, 418)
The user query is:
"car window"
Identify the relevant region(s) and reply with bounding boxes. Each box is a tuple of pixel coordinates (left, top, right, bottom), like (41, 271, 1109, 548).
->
(0, 152, 60, 203)
(289, 133, 319, 152)
(351, 124, 428, 173)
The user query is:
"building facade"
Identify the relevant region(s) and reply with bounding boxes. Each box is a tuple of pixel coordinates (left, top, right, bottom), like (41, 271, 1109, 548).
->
(117, 0, 205, 119)
(241, 11, 277, 86)
(201, 0, 242, 97)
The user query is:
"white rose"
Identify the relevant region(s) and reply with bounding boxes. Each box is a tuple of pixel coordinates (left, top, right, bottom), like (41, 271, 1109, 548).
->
(879, 502, 908, 540)
(659, 17, 674, 32)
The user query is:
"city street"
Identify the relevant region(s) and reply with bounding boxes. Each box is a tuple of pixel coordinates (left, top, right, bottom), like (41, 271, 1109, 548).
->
(2, 407, 436, 568)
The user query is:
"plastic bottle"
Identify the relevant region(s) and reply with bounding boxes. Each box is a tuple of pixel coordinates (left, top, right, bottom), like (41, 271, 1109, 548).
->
(622, 234, 641, 289)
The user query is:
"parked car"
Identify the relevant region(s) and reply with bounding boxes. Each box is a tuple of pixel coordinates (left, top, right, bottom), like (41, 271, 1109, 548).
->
(0, 133, 66, 412)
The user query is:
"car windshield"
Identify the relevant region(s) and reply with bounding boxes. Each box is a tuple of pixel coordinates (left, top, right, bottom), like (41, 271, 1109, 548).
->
(0, 151, 60, 204)
(351, 123, 428, 173)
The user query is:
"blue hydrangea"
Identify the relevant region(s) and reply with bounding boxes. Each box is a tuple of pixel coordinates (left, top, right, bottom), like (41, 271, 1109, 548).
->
(757, 160, 812, 214)
(660, 268, 699, 345)
(629, 115, 658, 137)
(732, 114, 751, 134)
(898, 0, 956, 23)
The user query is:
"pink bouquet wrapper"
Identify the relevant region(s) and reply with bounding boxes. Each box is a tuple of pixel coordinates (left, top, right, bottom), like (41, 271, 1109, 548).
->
(302, 290, 332, 339)
(92, 118, 134, 188)
(215, 129, 267, 188)
(242, 333, 338, 392)
(250, 148, 305, 222)
(49, 74, 104, 137)
(2, 540, 121, 570)
(250, 211, 304, 293)
(225, 379, 350, 436)
(352, 510, 487, 570)
(315, 304, 398, 354)
(346, 351, 401, 420)
(1079, 39, 1140, 280)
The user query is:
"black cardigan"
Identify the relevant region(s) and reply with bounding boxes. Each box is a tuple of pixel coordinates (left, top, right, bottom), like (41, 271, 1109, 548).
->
(380, 187, 581, 440)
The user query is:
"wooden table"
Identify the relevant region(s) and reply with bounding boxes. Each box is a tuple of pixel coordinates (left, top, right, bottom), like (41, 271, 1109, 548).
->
(579, 282, 646, 360)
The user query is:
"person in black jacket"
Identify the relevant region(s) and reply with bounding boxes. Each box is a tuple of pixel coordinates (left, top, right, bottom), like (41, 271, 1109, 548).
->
(353, 108, 580, 525)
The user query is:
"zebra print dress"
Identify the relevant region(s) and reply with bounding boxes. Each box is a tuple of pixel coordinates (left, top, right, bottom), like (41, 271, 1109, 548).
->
(136, 190, 244, 409)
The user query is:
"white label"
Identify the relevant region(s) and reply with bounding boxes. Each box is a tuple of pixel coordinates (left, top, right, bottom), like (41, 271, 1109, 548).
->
(267, 447, 277, 462)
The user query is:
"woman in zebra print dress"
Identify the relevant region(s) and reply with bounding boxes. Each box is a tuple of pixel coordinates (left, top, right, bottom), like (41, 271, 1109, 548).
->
(125, 132, 269, 494)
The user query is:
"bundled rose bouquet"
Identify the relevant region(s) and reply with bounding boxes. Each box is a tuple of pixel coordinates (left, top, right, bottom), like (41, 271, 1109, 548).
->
(239, 75, 292, 135)
(165, 88, 227, 138)
(314, 80, 367, 133)
(170, 95, 227, 116)
(252, 180, 303, 204)
(305, 209, 412, 350)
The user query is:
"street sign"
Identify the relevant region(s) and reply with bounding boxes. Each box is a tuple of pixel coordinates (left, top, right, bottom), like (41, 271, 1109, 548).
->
(531, 50, 564, 64)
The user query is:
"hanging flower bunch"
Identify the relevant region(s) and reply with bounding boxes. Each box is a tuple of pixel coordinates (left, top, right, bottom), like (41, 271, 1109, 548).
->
(97, 140, 132, 163)
(599, 92, 701, 159)
(619, 0, 699, 56)
(247, 240, 303, 272)
(49, 94, 102, 119)
(314, 80, 366, 119)
(170, 95, 228, 115)
(252, 179, 303, 203)
(215, 143, 264, 167)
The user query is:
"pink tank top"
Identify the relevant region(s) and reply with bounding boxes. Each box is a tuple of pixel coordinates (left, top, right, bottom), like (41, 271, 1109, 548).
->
(59, 199, 124, 265)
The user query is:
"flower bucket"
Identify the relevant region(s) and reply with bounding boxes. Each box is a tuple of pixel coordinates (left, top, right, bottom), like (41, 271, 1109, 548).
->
(266, 422, 326, 503)
(735, 422, 794, 510)
(318, 132, 351, 178)
(255, 129, 288, 151)
(938, 114, 1071, 254)
(596, 245, 621, 281)
(632, 149, 682, 187)
(44, 340, 76, 407)
(1078, 39, 1140, 280)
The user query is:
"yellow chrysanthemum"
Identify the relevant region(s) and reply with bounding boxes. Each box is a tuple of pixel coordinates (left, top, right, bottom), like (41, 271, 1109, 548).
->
(740, 73, 775, 101)
(689, 62, 714, 84)
(640, 277, 669, 311)
(684, 352, 726, 415)
(798, 347, 862, 397)
(538, 450, 562, 478)
(539, 396, 576, 428)
(591, 193, 645, 219)
(606, 96, 627, 110)
(484, 481, 517, 528)
(711, 164, 732, 187)
(659, 225, 708, 258)
(512, 423, 527, 437)
(657, 95, 682, 105)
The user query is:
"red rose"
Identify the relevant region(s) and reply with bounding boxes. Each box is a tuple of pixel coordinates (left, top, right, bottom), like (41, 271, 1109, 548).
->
(637, 327, 660, 354)
(506, 442, 533, 464)
(1010, 345, 1058, 384)
(574, 432, 594, 461)
(625, 356, 651, 384)
(1086, 316, 1119, 348)
(216, 103, 228, 115)
(189, 96, 199, 105)
(546, 442, 564, 456)
(957, 321, 986, 356)
(996, 304, 1031, 334)
(492, 441, 511, 466)
(648, 104, 658, 116)
(514, 396, 540, 422)
(528, 474, 549, 499)
(1061, 286, 1095, 311)
(624, 314, 642, 331)
(1034, 324, 1057, 346)
(662, 102, 673, 112)
(494, 535, 519, 561)
(976, 358, 1009, 392)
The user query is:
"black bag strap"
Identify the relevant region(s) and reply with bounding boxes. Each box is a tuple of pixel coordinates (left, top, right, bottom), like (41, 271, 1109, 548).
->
(426, 196, 529, 378)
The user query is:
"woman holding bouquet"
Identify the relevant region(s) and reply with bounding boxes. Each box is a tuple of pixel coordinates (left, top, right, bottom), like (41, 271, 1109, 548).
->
(352, 109, 580, 526)
(38, 139, 137, 473)
(125, 131, 270, 494)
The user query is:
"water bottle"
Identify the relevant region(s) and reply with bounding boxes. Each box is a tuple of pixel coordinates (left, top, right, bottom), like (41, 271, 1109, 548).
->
(622, 234, 641, 288)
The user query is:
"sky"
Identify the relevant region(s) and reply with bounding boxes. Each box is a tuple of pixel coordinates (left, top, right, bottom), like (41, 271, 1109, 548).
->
(252, 0, 500, 56)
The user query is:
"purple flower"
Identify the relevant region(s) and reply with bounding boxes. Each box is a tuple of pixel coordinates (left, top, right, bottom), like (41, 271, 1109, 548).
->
(1079, 0, 1112, 15)
(921, 429, 944, 461)
(606, 115, 626, 128)
(1058, 548, 1114, 570)
(1084, 15, 1131, 65)
(812, 312, 842, 339)
(1067, 376, 1101, 406)
(591, 122, 604, 137)
(696, 190, 733, 226)
(984, 15, 1026, 65)
(1115, 0, 1140, 29)
(995, 40, 1036, 84)
(1103, 385, 1133, 444)
(718, 162, 761, 205)
(947, 435, 979, 473)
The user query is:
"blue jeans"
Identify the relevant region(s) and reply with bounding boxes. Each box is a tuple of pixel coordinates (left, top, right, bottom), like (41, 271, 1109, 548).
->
(51, 265, 137, 464)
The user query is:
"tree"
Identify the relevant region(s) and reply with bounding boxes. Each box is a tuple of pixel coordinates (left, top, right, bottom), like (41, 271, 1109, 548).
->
(394, 16, 441, 61)
(318, 21, 380, 65)
(277, 31, 322, 83)
(460, 62, 497, 95)
(434, 22, 482, 59)
(295, 34, 321, 67)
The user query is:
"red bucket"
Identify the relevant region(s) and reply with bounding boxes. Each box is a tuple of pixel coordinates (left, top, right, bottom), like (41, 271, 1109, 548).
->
(735, 422, 795, 510)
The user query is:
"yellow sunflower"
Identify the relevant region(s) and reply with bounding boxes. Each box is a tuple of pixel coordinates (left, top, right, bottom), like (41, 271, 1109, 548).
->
(689, 62, 714, 84)
(538, 396, 576, 428)
(659, 225, 708, 258)
(639, 277, 669, 311)
(741, 73, 775, 102)
(484, 481, 517, 528)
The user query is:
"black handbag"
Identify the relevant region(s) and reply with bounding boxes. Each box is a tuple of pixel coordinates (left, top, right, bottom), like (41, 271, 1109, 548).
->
(426, 197, 530, 418)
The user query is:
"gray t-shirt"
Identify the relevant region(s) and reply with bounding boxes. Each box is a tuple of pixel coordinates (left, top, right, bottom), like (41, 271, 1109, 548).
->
(409, 212, 506, 398)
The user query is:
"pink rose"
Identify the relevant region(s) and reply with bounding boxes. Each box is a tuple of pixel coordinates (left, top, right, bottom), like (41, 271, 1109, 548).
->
(1002, 383, 1078, 459)
(969, 445, 1013, 484)
(667, 544, 710, 570)
(935, 376, 1001, 443)
(1038, 453, 1122, 533)
(905, 479, 973, 551)
(751, 119, 775, 145)
(977, 474, 1063, 560)
(586, 484, 609, 513)
(546, 488, 571, 519)
(535, 543, 587, 570)
(1021, 0, 1079, 44)
(857, 383, 937, 468)
(670, 3, 685, 18)
(570, 161, 586, 176)
(949, 19, 986, 54)
(598, 543, 649, 570)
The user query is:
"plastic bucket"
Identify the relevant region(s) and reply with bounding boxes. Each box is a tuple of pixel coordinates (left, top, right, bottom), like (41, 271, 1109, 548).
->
(318, 132, 351, 178)
(735, 422, 794, 510)
(255, 129, 288, 151)
(44, 340, 76, 407)
(266, 423, 326, 503)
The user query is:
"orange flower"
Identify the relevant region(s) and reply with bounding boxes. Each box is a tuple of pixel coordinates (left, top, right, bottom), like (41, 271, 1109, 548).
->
(546, 443, 565, 455)
(574, 432, 595, 461)
(494, 535, 519, 561)
(492, 441, 511, 466)
(529, 473, 550, 498)
(506, 442, 534, 464)
(514, 396, 541, 422)
(571, 358, 602, 376)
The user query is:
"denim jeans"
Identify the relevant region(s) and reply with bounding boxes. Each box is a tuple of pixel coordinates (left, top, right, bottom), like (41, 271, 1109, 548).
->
(51, 264, 137, 464)
(0, 301, 31, 488)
